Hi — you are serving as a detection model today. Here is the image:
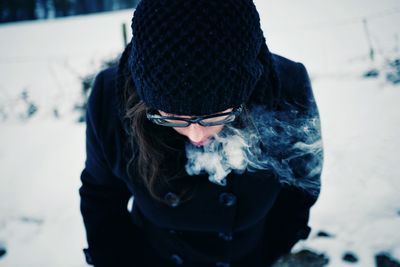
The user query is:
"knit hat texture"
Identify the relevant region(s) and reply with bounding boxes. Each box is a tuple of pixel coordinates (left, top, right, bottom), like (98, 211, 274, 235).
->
(128, 0, 265, 116)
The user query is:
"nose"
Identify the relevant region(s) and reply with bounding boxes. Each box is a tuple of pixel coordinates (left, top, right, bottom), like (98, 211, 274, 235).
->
(186, 124, 208, 143)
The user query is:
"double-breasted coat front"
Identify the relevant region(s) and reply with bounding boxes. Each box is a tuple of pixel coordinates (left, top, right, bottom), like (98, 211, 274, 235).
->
(79, 53, 323, 267)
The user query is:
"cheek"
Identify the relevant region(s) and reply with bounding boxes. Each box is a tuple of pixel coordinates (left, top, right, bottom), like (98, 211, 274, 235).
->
(207, 125, 224, 136)
(173, 127, 188, 136)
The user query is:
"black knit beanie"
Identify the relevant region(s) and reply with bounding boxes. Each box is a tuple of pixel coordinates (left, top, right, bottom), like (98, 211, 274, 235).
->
(128, 0, 267, 116)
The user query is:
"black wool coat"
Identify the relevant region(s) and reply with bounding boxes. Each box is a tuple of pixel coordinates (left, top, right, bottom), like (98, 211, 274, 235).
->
(79, 54, 323, 267)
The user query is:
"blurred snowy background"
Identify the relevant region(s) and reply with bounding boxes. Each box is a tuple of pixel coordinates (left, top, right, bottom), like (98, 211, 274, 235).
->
(0, 0, 399, 266)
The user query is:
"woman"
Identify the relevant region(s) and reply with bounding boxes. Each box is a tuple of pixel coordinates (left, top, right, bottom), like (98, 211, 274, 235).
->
(79, 0, 323, 266)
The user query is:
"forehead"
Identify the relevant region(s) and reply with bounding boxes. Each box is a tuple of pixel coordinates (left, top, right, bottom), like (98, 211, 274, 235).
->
(158, 108, 233, 118)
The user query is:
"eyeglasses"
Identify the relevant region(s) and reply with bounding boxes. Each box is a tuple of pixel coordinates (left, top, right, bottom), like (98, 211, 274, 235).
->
(146, 104, 244, 127)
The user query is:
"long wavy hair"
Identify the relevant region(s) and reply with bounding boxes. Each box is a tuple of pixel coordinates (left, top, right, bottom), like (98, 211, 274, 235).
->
(117, 39, 280, 205)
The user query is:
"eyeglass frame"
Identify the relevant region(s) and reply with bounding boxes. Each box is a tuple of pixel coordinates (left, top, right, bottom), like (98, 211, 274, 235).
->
(146, 104, 244, 127)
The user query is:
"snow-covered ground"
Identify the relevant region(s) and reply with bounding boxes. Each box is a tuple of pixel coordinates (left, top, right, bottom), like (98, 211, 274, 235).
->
(0, 1, 399, 266)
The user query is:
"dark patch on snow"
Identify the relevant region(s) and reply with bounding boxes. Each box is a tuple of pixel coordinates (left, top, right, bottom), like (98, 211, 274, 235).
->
(272, 249, 329, 267)
(20, 216, 44, 225)
(342, 252, 359, 263)
(386, 58, 400, 85)
(375, 252, 400, 267)
(0, 247, 6, 258)
(361, 57, 400, 85)
(316, 230, 334, 238)
(363, 69, 380, 78)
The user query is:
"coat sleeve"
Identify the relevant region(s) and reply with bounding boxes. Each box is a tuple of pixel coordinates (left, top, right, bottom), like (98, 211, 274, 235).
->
(264, 62, 323, 265)
(79, 70, 137, 267)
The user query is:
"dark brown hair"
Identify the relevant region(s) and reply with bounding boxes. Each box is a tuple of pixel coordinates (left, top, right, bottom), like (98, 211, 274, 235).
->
(122, 76, 195, 204)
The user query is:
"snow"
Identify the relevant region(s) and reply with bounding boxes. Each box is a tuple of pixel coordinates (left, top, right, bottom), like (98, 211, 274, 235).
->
(297, 77, 400, 266)
(0, 1, 399, 266)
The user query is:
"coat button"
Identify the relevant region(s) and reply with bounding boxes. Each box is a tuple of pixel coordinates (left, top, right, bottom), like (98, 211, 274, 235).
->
(218, 192, 237, 207)
(218, 232, 233, 241)
(164, 192, 180, 207)
(170, 253, 184, 265)
(215, 261, 230, 267)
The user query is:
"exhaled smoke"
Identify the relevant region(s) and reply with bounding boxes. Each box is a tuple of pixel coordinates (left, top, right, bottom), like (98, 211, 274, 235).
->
(184, 105, 323, 197)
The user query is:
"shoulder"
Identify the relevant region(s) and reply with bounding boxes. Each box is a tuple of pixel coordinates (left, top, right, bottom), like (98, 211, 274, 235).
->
(91, 66, 119, 102)
(271, 53, 309, 83)
(88, 65, 122, 128)
(86, 65, 129, 177)
(271, 53, 315, 114)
